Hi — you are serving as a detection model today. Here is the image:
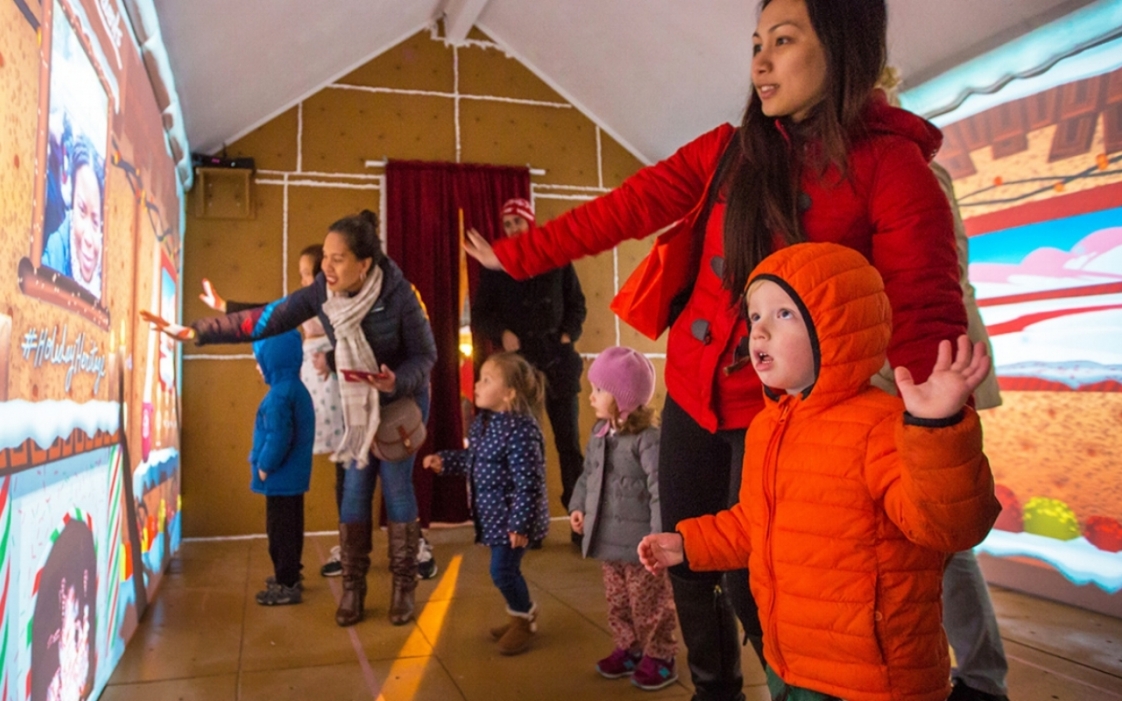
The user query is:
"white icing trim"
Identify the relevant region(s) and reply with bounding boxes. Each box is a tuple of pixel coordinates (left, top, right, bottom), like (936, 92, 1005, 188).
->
(282, 173, 290, 295)
(532, 193, 598, 201)
(183, 354, 256, 361)
(454, 44, 462, 162)
(257, 169, 380, 181)
(532, 183, 610, 193)
(256, 179, 380, 190)
(327, 83, 571, 109)
(296, 102, 304, 173)
(596, 126, 604, 190)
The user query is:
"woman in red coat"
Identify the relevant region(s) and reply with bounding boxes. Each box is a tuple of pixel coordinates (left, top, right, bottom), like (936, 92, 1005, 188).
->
(466, 1, 966, 698)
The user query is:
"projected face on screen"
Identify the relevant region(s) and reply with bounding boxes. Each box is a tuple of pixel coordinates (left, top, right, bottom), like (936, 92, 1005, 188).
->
(30, 518, 98, 701)
(38, 0, 109, 303)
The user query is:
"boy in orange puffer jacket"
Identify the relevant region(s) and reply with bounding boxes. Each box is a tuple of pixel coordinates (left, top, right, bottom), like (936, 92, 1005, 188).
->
(638, 242, 1001, 701)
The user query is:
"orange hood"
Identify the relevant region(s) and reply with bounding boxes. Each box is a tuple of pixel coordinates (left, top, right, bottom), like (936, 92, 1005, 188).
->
(747, 242, 892, 405)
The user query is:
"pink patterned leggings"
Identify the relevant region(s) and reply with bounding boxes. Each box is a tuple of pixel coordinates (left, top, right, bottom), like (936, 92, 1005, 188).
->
(601, 560, 678, 660)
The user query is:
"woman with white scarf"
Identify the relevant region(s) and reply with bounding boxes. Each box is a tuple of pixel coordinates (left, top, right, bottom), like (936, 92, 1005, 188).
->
(145, 210, 436, 627)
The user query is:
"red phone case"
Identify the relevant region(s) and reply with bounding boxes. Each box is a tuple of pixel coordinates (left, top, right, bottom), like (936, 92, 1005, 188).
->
(342, 369, 388, 383)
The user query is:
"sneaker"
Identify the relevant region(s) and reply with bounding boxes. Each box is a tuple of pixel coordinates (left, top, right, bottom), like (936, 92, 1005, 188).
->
(630, 655, 677, 691)
(948, 680, 1009, 701)
(596, 647, 642, 679)
(265, 574, 304, 591)
(255, 581, 302, 606)
(320, 545, 342, 577)
(417, 536, 438, 580)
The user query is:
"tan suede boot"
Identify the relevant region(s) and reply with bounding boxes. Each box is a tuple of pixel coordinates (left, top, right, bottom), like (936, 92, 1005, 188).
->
(489, 621, 510, 640)
(387, 520, 420, 625)
(496, 603, 538, 655)
(335, 522, 372, 627)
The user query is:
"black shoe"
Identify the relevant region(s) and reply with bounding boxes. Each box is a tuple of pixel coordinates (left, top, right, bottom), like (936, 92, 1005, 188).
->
(948, 680, 1009, 701)
(570, 530, 582, 546)
(320, 545, 343, 577)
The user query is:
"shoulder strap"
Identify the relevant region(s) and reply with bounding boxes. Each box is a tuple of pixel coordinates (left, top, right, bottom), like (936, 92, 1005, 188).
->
(674, 133, 741, 309)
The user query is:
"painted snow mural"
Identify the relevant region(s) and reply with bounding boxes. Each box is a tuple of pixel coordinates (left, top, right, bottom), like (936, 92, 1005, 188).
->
(919, 36, 1122, 612)
(0, 0, 183, 697)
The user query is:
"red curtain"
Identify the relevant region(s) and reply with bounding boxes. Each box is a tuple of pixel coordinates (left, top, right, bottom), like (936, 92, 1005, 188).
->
(385, 160, 530, 525)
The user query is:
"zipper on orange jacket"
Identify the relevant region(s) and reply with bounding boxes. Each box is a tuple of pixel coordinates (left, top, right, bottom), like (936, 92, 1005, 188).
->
(762, 396, 794, 678)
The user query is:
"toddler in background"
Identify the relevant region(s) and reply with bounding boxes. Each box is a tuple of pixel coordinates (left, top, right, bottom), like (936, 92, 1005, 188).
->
(569, 346, 678, 691)
(423, 352, 550, 655)
(250, 330, 316, 606)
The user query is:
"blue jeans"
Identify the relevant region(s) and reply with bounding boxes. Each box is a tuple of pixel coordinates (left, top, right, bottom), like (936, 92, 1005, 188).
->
(490, 545, 532, 613)
(338, 388, 429, 524)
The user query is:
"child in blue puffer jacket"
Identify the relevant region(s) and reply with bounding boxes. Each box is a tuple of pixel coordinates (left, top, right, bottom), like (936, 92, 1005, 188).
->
(250, 330, 316, 606)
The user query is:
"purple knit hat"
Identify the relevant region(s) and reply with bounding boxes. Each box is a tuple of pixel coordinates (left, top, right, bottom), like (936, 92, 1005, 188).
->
(588, 346, 655, 420)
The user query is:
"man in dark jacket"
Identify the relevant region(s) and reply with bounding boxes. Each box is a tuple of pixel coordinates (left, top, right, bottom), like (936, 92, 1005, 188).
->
(472, 199, 587, 541)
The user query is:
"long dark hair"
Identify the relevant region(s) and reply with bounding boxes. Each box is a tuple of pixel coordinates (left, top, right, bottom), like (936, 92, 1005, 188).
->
(721, 0, 887, 299)
(328, 209, 383, 265)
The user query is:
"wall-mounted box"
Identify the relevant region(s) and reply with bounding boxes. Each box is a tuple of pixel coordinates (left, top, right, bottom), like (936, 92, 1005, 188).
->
(194, 167, 254, 219)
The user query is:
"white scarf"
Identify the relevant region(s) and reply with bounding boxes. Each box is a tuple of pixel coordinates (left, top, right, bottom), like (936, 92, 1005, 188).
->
(323, 265, 384, 468)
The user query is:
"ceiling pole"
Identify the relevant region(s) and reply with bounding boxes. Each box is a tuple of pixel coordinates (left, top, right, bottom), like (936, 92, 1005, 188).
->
(442, 0, 492, 45)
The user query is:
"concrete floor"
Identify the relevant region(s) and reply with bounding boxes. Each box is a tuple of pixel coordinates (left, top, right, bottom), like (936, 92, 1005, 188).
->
(101, 521, 1122, 701)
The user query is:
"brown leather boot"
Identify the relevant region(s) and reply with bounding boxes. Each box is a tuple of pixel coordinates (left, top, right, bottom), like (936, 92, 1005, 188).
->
(496, 603, 538, 655)
(489, 621, 511, 640)
(335, 521, 372, 627)
(387, 520, 420, 625)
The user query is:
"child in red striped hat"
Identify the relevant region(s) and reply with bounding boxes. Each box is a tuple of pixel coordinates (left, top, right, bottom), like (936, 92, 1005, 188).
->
(500, 198, 536, 236)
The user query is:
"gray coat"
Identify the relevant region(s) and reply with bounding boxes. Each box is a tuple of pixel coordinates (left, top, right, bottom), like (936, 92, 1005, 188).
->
(568, 422, 660, 563)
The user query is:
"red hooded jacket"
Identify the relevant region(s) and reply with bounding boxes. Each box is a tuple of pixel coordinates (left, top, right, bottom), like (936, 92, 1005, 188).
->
(493, 97, 965, 431)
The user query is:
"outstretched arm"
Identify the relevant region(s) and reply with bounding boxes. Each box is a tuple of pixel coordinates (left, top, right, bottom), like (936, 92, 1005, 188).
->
(482, 124, 735, 280)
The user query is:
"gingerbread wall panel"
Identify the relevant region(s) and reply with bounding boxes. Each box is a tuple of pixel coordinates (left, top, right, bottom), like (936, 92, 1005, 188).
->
(180, 357, 267, 536)
(458, 40, 567, 104)
(459, 99, 599, 186)
(182, 183, 285, 353)
(338, 30, 454, 94)
(283, 184, 380, 294)
(301, 90, 456, 174)
(225, 106, 299, 172)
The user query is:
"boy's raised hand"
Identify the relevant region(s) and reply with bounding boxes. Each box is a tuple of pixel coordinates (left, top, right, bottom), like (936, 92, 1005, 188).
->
(422, 455, 443, 474)
(638, 533, 685, 575)
(895, 335, 990, 420)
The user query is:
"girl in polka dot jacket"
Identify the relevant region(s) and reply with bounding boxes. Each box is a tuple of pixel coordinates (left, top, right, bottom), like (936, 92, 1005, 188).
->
(423, 352, 550, 656)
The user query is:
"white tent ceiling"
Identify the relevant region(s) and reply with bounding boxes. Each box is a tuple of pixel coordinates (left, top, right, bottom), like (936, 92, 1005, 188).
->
(152, 0, 1100, 163)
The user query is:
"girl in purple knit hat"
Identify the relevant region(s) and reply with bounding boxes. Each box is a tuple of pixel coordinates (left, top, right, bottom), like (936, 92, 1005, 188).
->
(569, 346, 678, 691)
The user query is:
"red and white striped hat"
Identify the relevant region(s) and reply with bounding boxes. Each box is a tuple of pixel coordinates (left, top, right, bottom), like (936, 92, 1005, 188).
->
(499, 198, 535, 226)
